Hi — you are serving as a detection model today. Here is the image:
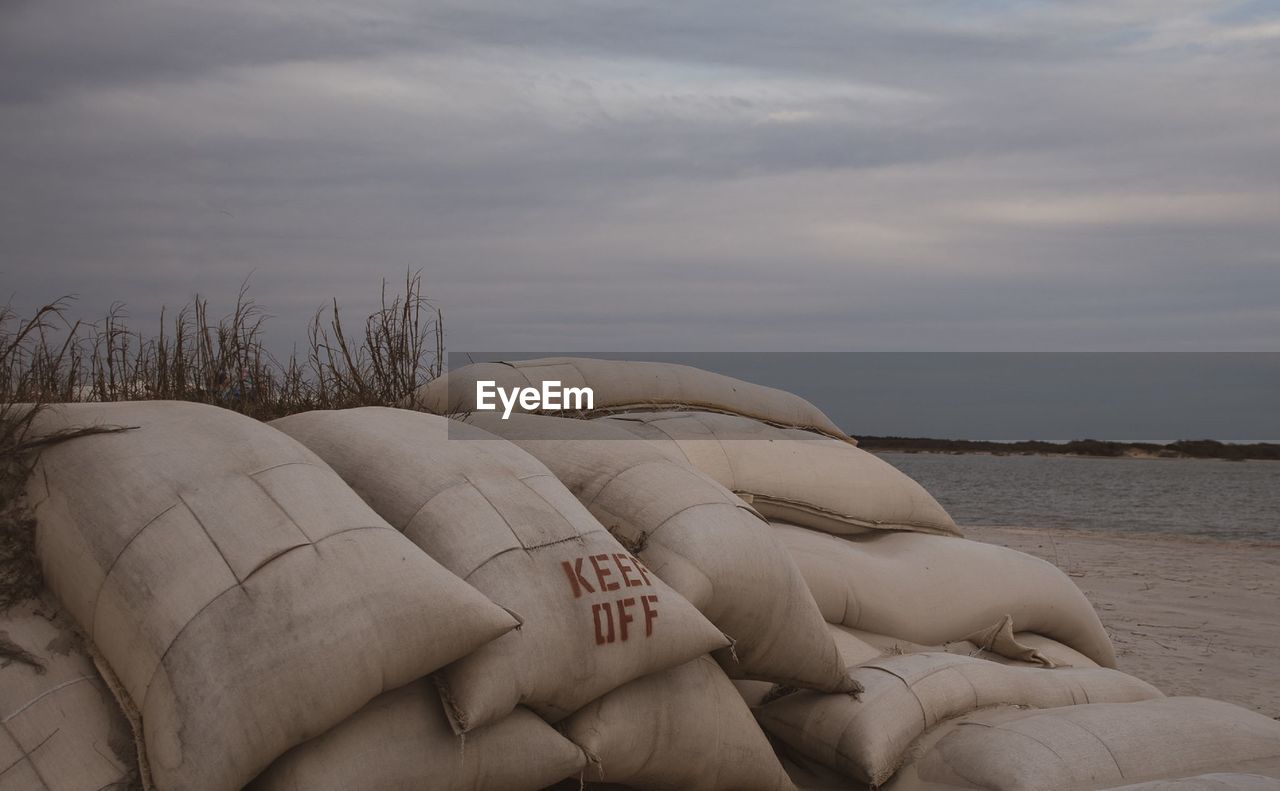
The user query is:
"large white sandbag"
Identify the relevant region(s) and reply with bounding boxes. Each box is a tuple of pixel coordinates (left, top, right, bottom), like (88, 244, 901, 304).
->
(270, 407, 728, 731)
(249, 679, 584, 791)
(467, 412, 855, 693)
(885, 697, 1280, 791)
(757, 652, 1163, 787)
(0, 598, 135, 791)
(737, 624, 1097, 711)
(25, 401, 518, 791)
(776, 523, 1117, 667)
(599, 412, 958, 537)
(406, 357, 851, 441)
(1105, 775, 1280, 790)
(561, 655, 796, 791)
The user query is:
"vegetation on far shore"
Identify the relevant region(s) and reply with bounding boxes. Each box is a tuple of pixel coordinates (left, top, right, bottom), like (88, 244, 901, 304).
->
(858, 436, 1280, 461)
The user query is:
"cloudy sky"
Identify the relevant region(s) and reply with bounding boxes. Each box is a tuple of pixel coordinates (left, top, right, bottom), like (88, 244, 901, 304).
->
(3, 0, 1278, 352)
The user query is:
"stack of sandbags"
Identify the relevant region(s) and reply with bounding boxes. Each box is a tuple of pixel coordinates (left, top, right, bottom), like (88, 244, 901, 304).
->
(598, 411, 959, 537)
(755, 652, 1163, 787)
(405, 356, 851, 441)
(271, 407, 729, 731)
(883, 697, 1280, 790)
(467, 411, 855, 693)
(25, 401, 519, 791)
(774, 523, 1116, 667)
(0, 597, 136, 790)
(249, 680, 586, 791)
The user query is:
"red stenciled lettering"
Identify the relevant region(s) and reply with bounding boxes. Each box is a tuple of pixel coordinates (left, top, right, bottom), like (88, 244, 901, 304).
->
(592, 602, 615, 644)
(616, 597, 636, 641)
(590, 553, 620, 591)
(613, 553, 644, 587)
(562, 558, 595, 598)
(631, 555, 653, 586)
(641, 594, 659, 637)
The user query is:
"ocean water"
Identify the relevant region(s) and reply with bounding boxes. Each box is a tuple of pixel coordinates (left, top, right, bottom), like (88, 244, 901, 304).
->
(879, 452, 1280, 544)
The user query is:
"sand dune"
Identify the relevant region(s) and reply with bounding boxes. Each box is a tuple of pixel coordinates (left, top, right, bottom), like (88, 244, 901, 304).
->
(967, 525, 1280, 719)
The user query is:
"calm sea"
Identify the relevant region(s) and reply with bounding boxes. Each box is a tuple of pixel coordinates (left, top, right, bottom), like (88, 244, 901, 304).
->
(879, 452, 1280, 544)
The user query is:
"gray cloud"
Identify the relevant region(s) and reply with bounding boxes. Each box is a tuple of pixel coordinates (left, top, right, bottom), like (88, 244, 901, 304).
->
(2, 0, 1278, 353)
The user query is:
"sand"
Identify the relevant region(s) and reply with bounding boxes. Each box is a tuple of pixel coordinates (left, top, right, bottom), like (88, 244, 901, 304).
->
(966, 524, 1280, 719)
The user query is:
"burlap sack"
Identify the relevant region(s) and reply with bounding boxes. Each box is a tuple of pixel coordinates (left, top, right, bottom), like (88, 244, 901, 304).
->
(249, 679, 585, 791)
(270, 407, 729, 731)
(0, 598, 135, 790)
(599, 412, 958, 537)
(776, 523, 1116, 667)
(757, 652, 1163, 786)
(561, 655, 796, 791)
(886, 698, 1280, 791)
(467, 412, 854, 693)
(839, 621, 1100, 669)
(26, 401, 518, 791)
(405, 357, 850, 441)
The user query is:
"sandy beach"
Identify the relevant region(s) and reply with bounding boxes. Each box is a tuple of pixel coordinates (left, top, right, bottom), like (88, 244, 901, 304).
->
(967, 524, 1280, 719)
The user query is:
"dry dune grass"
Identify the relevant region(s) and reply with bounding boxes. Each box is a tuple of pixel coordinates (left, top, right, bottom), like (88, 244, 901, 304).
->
(0, 270, 443, 607)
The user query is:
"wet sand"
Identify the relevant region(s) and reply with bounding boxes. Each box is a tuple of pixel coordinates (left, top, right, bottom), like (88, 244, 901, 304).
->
(966, 524, 1280, 718)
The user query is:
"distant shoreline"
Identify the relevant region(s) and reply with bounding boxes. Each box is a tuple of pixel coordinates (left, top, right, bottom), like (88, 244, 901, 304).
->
(857, 436, 1280, 461)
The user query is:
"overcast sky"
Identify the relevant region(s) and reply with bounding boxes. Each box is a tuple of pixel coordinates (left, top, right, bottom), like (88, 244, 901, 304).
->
(3, 1, 1278, 353)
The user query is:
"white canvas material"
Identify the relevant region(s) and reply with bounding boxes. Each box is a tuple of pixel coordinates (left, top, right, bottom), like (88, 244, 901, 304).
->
(775, 523, 1117, 667)
(886, 698, 1280, 791)
(405, 357, 851, 441)
(25, 402, 518, 791)
(270, 407, 729, 731)
(598, 412, 959, 537)
(467, 411, 855, 693)
(756, 652, 1162, 786)
(561, 655, 797, 791)
(0, 599, 135, 791)
(248, 680, 585, 791)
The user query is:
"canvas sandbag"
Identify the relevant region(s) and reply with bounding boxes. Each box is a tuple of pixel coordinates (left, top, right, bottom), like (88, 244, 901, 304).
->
(840, 622, 1100, 669)
(0, 598, 136, 791)
(776, 523, 1116, 667)
(561, 655, 796, 791)
(1104, 775, 1280, 790)
(885, 697, 1280, 791)
(757, 652, 1162, 787)
(249, 679, 585, 791)
(598, 412, 958, 537)
(406, 357, 851, 441)
(25, 401, 518, 791)
(270, 407, 728, 731)
(467, 411, 854, 693)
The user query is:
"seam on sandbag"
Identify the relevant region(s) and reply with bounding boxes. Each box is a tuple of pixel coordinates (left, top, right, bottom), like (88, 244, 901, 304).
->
(90, 501, 182, 640)
(2, 675, 95, 723)
(576, 458, 666, 511)
(402, 478, 474, 534)
(246, 459, 331, 478)
(179, 495, 243, 583)
(0, 720, 55, 789)
(241, 524, 392, 584)
(1060, 717, 1126, 778)
(596, 490, 724, 544)
(510, 474, 589, 549)
(247, 472, 328, 546)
